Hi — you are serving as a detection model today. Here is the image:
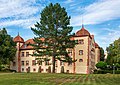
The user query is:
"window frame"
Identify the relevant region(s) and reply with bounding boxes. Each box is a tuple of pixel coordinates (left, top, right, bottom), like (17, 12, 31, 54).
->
(78, 39, 84, 44)
(21, 52, 24, 57)
(32, 60, 36, 66)
(79, 59, 83, 62)
(79, 50, 83, 55)
(26, 52, 29, 57)
(26, 60, 29, 66)
(21, 61, 24, 66)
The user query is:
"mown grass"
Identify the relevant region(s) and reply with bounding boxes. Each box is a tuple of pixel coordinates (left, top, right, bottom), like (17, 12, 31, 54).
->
(0, 73, 120, 85)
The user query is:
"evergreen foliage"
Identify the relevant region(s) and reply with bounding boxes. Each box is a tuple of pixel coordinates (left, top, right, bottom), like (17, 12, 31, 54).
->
(31, 3, 76, 73)
(0, 28, 16, 67)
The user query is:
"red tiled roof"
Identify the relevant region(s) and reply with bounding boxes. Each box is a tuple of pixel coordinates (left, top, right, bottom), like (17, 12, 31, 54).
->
(20, 45, 34, 50)
(25, 39, 35, 44)
(13, 35, 24, 43)
(20, 39, 35, 50)
(20, 38, 45, 50)
(76, 25, 90, 37)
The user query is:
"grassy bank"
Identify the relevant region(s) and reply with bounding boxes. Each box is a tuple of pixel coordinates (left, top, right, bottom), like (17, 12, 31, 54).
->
(0, 73, 120, 85)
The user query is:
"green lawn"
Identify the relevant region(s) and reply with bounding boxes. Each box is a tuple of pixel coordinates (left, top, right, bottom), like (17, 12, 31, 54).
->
(0, 73, 120, 85)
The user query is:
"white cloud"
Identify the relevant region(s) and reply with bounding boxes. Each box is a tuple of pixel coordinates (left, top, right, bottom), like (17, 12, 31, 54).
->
(95, 27, 120, 50)
(64, 0, 74, 4)
(0, 0, 41, 18)
(0, 0, 43, 28)
(71, 0, 120, 26)
(0, 17, 39, 29)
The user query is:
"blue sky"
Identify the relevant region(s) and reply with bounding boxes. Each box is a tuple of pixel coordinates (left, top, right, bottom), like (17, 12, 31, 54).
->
(0, 0, 120, 50)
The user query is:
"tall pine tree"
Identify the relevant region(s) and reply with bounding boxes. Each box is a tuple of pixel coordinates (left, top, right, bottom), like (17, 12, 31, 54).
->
(31, 3, 76, 73)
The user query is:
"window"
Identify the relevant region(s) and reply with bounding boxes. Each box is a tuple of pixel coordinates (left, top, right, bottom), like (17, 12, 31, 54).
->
(79, 59, 83, 62)
(22, 68, 24, 72)
(46, 69, 48, 72)
(66, 70, 69, 73)
(38, 61, 42, 65)
(78, 39, 84, 44)
(91, 48, 95, 52)
(45, 61, 49, 65)
(21, 61, 24, 66)
(21, 52, 24, 57)
(26, 61, 29, 66)
(79, 50, 83, 55)
(32, 60, 36, 66)
(13, 62, 16, 66)
(26, 52, 29, 57)
(33, 68, 36, 72)
(68, 50, 72, 56)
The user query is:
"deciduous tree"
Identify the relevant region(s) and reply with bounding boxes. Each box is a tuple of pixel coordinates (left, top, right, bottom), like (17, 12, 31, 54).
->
(0, 28, 16, 68)
(106, 38, 120, 65)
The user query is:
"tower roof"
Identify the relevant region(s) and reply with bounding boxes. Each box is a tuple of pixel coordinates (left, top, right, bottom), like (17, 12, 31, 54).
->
(76, 25, 90, 36)
(95, 43, 100, 48)
(13, 34, 24, 43)
(25, 39, 35, 44)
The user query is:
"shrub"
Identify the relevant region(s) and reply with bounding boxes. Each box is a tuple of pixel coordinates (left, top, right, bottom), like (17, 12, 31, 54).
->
(94, 70, 120, 74)
(96, 61, 107, 70)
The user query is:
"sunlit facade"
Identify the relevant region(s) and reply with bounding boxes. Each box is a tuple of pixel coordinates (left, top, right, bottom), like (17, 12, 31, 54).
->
(10, 26, 100, 74)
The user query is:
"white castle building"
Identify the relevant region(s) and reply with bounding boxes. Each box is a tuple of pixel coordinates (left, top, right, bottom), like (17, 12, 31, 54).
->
(10, 26, 100, 74)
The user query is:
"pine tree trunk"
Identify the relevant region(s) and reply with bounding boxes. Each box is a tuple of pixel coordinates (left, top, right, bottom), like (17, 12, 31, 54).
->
(52, 56, 55, 73)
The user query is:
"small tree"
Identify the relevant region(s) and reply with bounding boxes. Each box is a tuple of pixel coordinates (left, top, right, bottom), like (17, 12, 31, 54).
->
(96, 61, 107, 70)
(31, 3, 76, 73)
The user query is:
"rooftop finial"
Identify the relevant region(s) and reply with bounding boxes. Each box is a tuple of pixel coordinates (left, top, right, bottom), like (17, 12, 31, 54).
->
(82, 24, 84, 29)
(17, 27, 20, 36)
(18, 32, 19, 36)
(81, 5, 84, 29)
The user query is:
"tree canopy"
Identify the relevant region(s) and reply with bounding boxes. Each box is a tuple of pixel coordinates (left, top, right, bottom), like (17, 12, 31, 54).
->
(31, 3, 76, 73)
(106, 38, 120, 65)
(0, 28, 16, 65)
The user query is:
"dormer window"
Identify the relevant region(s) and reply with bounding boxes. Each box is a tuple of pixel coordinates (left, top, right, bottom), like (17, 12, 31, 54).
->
(24, 44, 27, 48)
(79, 39, 84, 44)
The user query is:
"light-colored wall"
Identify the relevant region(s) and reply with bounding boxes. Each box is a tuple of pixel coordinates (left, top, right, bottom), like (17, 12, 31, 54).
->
(74, 36, 89, 74)
(95, 48, 100, 65)
(89, 37, 95, 73)
(11, 35, 99, 74)
(20, 49, 38, 72)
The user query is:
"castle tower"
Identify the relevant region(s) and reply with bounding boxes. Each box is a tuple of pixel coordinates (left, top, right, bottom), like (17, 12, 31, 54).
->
(13, 33, 24, 72)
